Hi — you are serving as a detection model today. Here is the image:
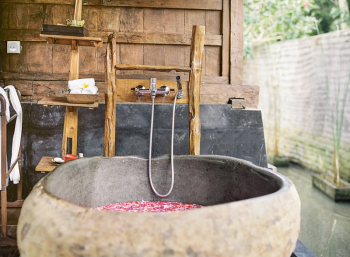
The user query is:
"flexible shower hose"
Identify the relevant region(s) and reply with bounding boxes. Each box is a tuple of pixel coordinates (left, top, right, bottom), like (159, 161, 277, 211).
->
(148, 93, 178, 197)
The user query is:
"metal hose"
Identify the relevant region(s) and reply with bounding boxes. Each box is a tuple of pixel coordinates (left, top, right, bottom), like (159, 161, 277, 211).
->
(148, 94, 178, 197)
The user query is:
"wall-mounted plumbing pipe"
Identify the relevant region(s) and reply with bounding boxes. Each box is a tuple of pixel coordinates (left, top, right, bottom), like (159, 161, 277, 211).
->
(134, 77, 184, 197)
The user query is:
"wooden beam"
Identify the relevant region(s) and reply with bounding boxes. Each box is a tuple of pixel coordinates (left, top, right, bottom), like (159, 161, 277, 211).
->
(61, 0, 82, 158)
(201, 84, 260, 108)
(7, 200, 24, 208)
(115, 64, 191, 73)
(0, 72, 229, 84)
(38, 97, 98, 108)
(188, 25, 205, 155)
(104, 40, 116, 157)
(4, 30, 220, 47)
(40, 34, 103, 47)
(1, 0, 223, 10)
(1, 114, 7, 237)
(111, 33, 222, 46)
(230, 0, 244, 84)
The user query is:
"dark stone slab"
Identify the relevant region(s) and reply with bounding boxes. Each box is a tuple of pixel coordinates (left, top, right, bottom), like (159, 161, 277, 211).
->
(8, 103, 267, 200)
(292, 240, 317, 257)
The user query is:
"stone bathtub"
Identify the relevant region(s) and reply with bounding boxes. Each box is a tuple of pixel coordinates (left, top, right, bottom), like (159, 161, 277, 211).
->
(17, 155, 300, 257)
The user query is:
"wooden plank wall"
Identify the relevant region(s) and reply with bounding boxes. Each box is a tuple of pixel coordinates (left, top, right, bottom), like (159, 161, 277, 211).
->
(0, 0, 249, 105)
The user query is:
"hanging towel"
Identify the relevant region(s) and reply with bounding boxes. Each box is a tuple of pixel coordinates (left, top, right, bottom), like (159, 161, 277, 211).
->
(0, 87, 10, 187)
(5, 86, 22, 184)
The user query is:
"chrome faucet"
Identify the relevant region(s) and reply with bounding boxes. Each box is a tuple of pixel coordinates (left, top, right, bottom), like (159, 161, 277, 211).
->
(133, 77, 185, 99)
(134, 78, 170, 98)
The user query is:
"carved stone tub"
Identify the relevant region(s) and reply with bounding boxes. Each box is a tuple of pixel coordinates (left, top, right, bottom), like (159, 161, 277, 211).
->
(18, 155, 300, 257)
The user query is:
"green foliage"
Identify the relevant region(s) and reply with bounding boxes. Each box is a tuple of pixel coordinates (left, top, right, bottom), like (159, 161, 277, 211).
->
(314, 0, 350, 33)
(243, 0, 350, 59)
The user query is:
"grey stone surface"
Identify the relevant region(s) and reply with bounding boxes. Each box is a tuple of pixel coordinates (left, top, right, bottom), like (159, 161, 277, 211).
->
(18, 155, 300, 257)
(16, 103, 267, 200)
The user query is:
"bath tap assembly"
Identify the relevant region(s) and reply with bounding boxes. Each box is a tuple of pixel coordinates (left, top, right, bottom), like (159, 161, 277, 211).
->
(135, 77, 184, 197)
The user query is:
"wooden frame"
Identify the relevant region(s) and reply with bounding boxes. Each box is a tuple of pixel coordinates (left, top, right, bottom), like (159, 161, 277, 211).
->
(104, 25, 205, 157)
(0, 89, 23, 246)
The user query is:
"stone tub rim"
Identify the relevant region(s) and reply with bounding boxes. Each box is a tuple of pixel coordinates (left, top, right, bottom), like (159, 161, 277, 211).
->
(41, 154, 292, 214)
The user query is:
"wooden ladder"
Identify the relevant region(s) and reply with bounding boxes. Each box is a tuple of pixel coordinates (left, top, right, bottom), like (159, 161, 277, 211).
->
(104, 25, 205, 157)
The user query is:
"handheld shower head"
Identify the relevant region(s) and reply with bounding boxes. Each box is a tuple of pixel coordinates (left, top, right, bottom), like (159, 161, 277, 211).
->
(175, 76, 185, 99)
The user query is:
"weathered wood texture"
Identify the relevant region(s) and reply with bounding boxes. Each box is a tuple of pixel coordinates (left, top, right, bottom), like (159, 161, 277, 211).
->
(188, 26, 205, 155)
(230, 0, 243, 84)
(1, 0, 223, 10)
(0, 0, 247, 104)
(243, 29, 350, 182)
(115, 64, 191, 73)
(41, 34, 103, 47)
(104, 25, 206, 157)
(104, 40, 116, 157)
(35, 156, 58, 173)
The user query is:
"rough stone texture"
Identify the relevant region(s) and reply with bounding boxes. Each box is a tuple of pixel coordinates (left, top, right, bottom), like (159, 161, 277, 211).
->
(243, 29, 350, 182)
(17, 155, 300, 257)
(13, 103, 267, 201)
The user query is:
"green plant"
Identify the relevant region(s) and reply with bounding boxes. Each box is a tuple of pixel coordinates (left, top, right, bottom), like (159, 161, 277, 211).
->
(314, 0, 350, 33)
(322, 218, 337, 257)
(323, 33, 350, 187)
(243, 0, 350, 59)
(318, 147, 329, 178)
(244, 0, 319, 59)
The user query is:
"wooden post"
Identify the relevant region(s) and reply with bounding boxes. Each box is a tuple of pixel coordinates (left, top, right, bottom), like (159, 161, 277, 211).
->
(17, 147, 22, 201)
(61, 0, 82, 157)
(230, 0, 243, 85)
(104, 36, 117, 157)
(188, 26, 205, 155)
(1, 113, 7, 236)
(222, 0, 230, 77)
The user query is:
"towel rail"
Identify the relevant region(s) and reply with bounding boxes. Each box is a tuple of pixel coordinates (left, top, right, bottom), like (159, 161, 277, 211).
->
(0, 88, 22, 245)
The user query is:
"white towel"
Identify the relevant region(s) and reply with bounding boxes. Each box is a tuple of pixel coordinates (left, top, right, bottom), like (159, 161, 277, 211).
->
(0, 87, 10, 187)
(5, 86, 22, 184)
(68, 78, 98, 94)
(0, 87, 10, 121)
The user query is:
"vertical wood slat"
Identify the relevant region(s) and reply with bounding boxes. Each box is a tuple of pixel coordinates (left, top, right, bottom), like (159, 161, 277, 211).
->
(1, 113, 7, 236)
(104, 39, 117, 157)
(143, 8, 164, 74)
(189, 25, 205, 155)
(230, 0, 243, 84)
(222, 0, 230, 77)
(1, 191, 7, 236)
(62, 0, 82, 157)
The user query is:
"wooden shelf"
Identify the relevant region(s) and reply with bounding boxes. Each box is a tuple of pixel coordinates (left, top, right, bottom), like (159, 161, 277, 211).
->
(35, 156, 59, 173)
(115, 64, 191, 73)
(38, 96, 98, 108)
(40, 34, 103, 47)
